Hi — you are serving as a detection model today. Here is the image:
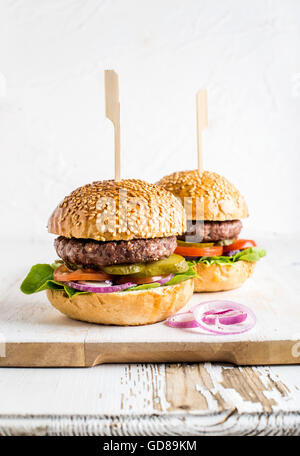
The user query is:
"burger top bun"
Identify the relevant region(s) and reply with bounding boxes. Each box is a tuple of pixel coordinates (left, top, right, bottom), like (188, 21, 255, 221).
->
(157, 170, 248, 221)
(48, 179, 186, 242)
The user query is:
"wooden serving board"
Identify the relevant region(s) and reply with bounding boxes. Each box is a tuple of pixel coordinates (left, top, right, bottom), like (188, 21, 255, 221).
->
(0, 240, 300, 367)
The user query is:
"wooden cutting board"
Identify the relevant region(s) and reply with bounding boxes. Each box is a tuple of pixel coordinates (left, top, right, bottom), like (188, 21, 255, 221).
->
(1, 254, 300, 367)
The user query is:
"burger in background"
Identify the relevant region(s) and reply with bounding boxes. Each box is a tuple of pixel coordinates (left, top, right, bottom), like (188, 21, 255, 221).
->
(157, 170, 266, 292)
(21, 179, 196, 325)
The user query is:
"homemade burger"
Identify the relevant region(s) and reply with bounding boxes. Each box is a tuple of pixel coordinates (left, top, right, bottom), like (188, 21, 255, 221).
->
(157, 170, 265, 292)
(21, 179, 196, 325)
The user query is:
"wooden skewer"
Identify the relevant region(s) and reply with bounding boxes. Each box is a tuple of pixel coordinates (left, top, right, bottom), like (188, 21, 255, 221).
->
(105, 70, 121, 181)
(196, 89, 208, 173)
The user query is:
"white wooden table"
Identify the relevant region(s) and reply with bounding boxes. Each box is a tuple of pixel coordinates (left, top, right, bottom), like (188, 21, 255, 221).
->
(0, 235, 300, 436)
(0, 363, 300, 435)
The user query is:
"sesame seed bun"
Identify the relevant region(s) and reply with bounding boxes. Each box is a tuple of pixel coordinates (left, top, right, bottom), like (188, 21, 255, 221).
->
(192, 261, 255, 292)
(46, 279, 194, 326)
(156, 170, 248, 221)
(48, 179, 186, 241)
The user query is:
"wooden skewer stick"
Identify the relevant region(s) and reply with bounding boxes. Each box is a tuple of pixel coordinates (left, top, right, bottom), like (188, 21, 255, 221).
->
(105, 70, 121, 181)
(196, 89, 208, 173)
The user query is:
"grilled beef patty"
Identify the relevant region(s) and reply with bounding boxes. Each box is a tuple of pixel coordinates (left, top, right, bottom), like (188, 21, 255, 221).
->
(54, 236, 177, 269)
(178, 220, 242, 243)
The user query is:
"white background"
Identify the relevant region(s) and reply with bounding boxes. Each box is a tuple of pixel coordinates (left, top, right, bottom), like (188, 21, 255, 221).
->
(0, 0, 299, 242)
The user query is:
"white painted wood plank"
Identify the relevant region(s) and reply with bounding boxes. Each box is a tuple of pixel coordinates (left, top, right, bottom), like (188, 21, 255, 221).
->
(0, 364, 299, 416)
(0, 363, 299, 435)
(0, 364, 166, 416)
(85, 260, 300, 344)
(1, 412, 300, 436)
(0, 241, 89, 344)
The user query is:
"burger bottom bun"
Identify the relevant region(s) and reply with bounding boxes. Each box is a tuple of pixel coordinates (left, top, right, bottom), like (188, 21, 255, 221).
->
(46, 279, 194, 326)
(193, 261, 255, 292)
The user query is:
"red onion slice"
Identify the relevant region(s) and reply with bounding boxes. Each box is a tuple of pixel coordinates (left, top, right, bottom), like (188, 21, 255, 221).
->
(65, 274, 175, 294)
(193, 300, 256, 335)
(167, 311, 200, 328)
(202, 309, 247, 326)
(145, 274, 174, 286)
(65, 280, 136, 293)
(167, 300, 256, 335)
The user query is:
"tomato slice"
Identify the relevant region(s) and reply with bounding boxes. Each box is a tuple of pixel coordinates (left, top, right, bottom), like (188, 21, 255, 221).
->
(222, 239, 257, 253)
(116, 275, 170, 285)
(174, 245, 223, 257)
(53, 265, 113, 282)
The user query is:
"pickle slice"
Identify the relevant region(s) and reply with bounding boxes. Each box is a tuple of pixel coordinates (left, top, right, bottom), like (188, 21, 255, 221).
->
(101, 254, 188, 277)
(177, 240, 215, 248)
(101, 263, 143, 275)
(129, 254, 189, 278)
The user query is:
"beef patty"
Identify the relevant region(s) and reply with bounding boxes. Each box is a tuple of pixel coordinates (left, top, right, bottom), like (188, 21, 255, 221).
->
(178, 220, 242, 242)
(54, 236, 177, 269)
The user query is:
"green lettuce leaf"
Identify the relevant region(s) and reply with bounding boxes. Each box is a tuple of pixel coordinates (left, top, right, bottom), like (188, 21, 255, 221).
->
(20, 261, 197, 297)
(126, 263, 197, 291)
(234, 247, 266, 262)
(127, 282, 161, 291)
(164, 262, 197, 286)
(20, 264, 88, 298)
(191, 247, 266, 266)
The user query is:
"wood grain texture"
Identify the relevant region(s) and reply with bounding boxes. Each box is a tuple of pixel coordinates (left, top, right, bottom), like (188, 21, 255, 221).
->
(165, 364, 291, 413)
